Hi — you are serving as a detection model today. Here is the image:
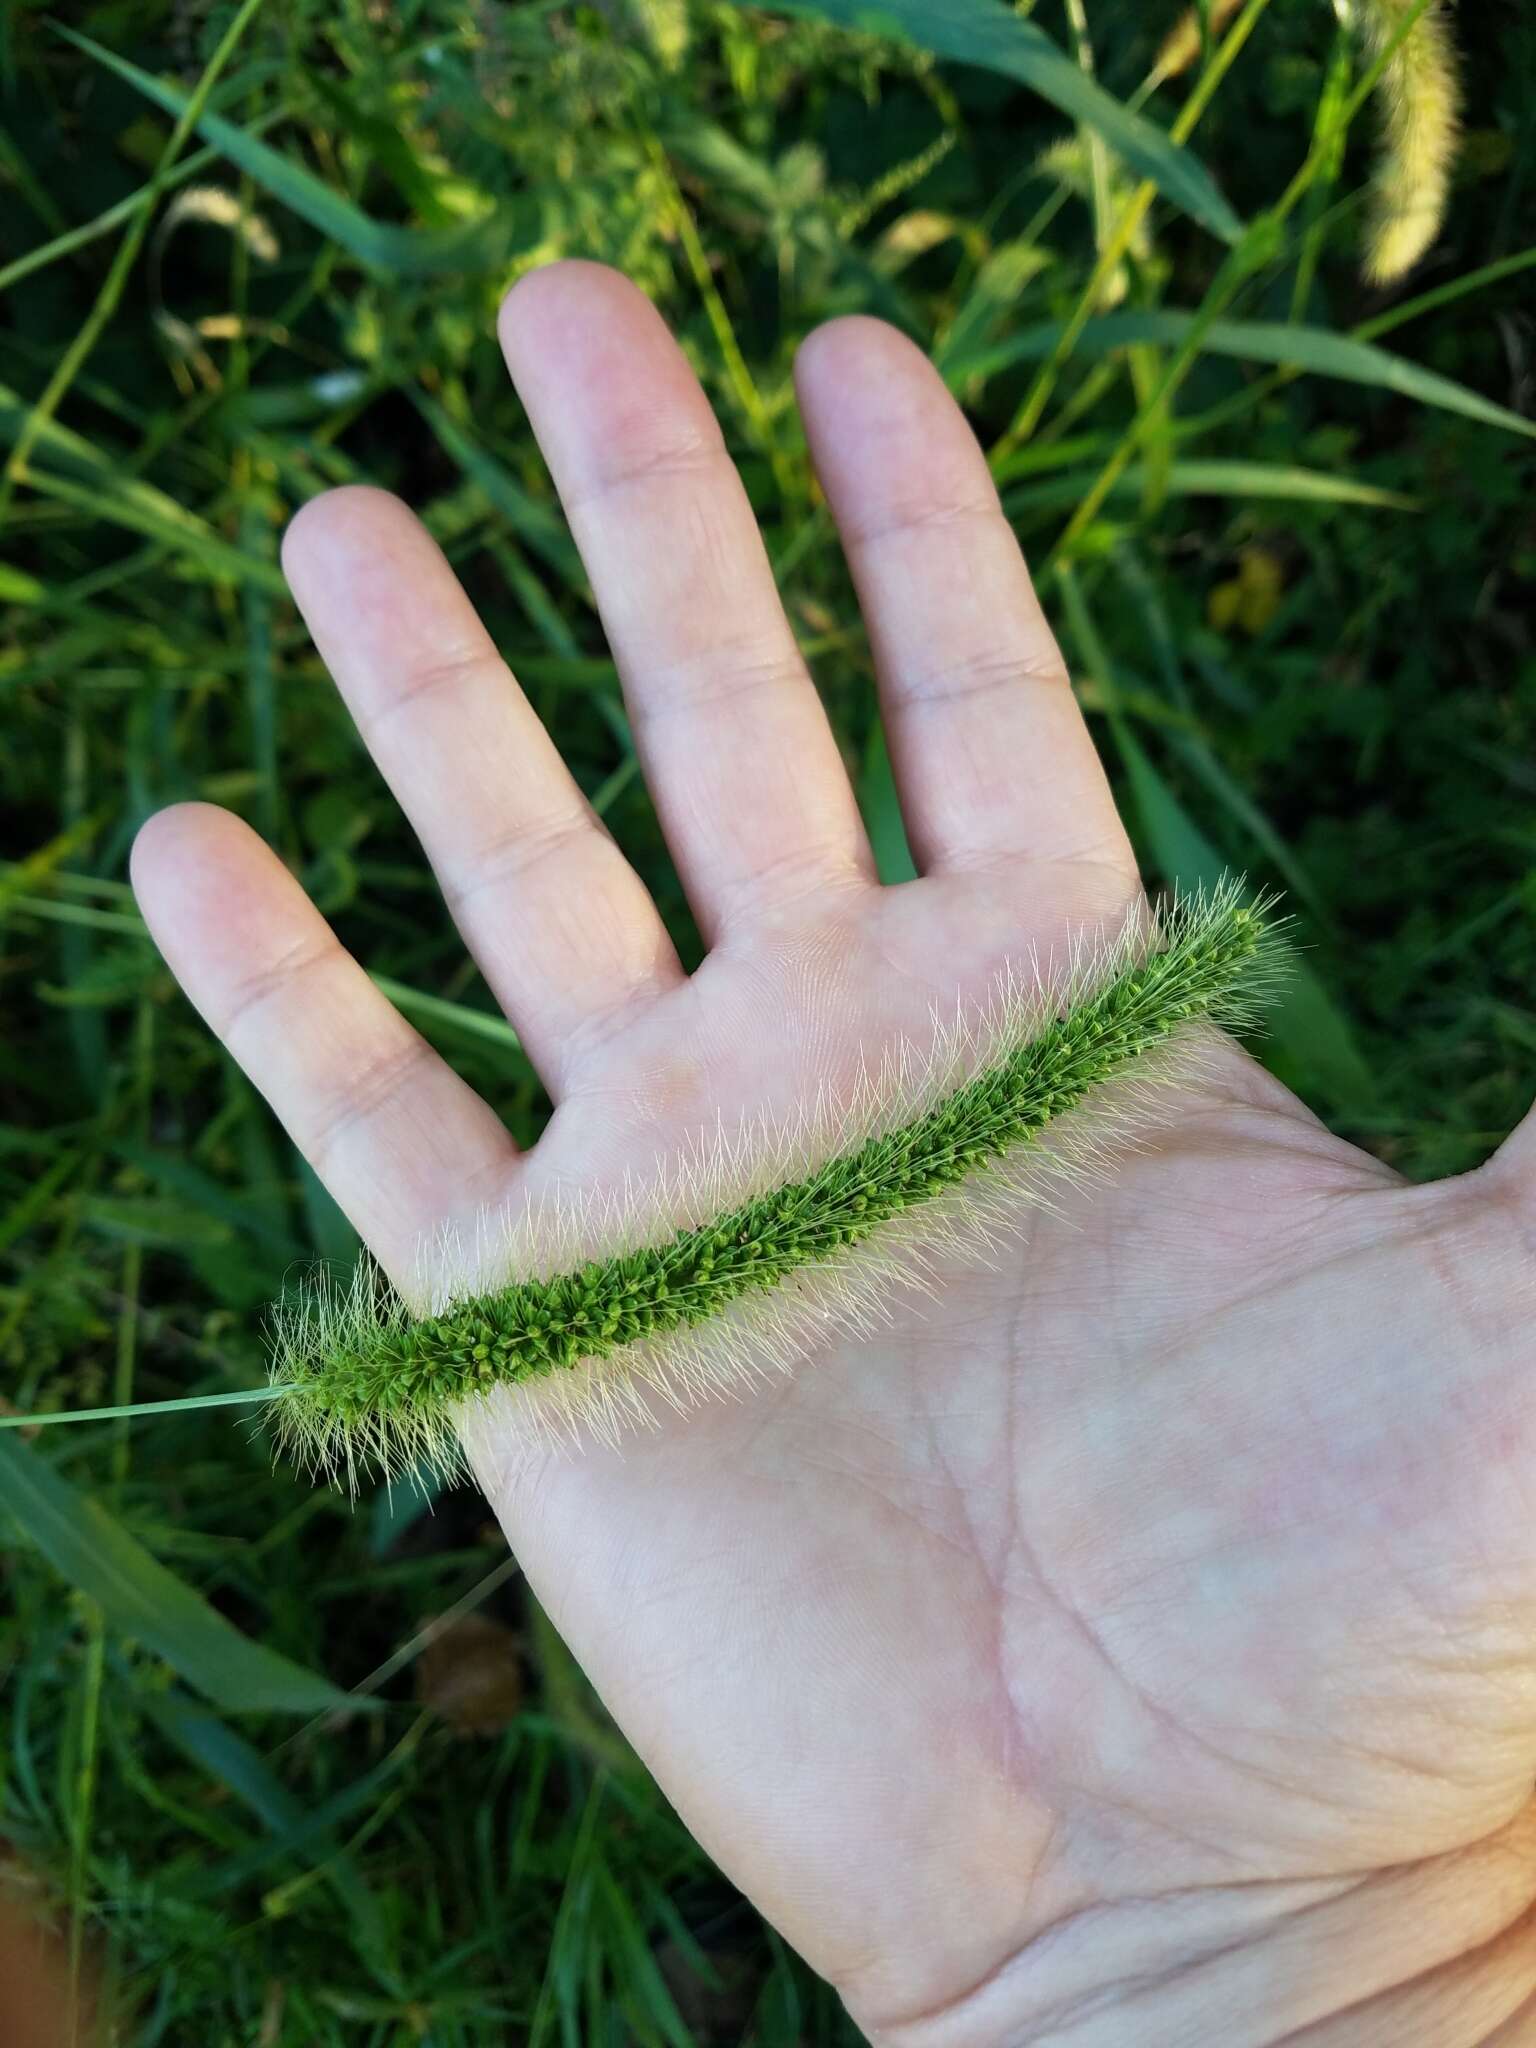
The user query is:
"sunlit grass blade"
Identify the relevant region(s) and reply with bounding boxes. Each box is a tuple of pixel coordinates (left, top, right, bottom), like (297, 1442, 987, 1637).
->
(0, 120, 284, 295)
(1007, 459, 1414, 513)
(961, 311, 1536, 440)
(412, 393, 584, 583)
(368, 975, 538, 1077)
(23, 471, 287, 593)
(761, 0, 1243, 244)
(53, 26, 542, 277)
(0, 380, 286, 591)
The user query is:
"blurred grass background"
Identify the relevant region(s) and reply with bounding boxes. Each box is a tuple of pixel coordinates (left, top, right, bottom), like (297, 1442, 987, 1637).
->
(1, 0, 1534, 2040)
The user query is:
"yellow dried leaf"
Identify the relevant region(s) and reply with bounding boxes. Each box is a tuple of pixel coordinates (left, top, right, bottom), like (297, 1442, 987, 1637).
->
(1208, 546, 1285, 636)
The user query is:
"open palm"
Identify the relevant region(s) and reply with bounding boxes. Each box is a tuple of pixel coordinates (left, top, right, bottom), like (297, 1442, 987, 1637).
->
(133, 265, 1536, 2044)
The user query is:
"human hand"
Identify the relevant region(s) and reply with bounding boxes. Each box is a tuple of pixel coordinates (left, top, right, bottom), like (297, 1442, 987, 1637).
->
(132, 263, 1536, 2044)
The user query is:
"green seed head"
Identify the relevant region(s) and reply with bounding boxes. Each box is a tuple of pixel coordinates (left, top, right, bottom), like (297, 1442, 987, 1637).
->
(269, 887, 1283, 1488)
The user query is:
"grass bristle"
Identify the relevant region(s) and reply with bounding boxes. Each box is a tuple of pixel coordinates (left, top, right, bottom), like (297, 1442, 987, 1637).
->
(267, 889, 1284, 1490)
(1360, 0, 1462, 285)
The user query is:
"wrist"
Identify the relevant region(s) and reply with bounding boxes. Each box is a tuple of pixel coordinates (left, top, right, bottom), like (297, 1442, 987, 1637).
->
(845, 1801, 1536, 2048)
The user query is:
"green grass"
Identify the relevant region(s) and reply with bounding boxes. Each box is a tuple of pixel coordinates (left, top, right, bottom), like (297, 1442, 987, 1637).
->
(1, 0, 1534, 2040)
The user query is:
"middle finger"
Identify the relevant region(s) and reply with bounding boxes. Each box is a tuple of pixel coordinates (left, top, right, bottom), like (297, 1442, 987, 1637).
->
(499, 262, 875, 942)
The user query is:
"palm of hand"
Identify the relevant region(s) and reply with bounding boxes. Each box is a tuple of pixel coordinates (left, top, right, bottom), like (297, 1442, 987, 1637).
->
(490, 874, 1536, 2038)
(134, 266, 1536, 2042)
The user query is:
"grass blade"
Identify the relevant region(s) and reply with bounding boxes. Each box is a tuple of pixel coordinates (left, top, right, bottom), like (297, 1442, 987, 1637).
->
(0, 1431, 354, 1713)
(0, 382, 286, 592)
(961, 310, 1536, 440)
(858, 726, 918, 884)
(1060, 566, 1379, 1114)
(0, 1388, 289, 1430)
(762, 0, 1242, 243)
(1007, 459, 1414, 512)
(1119, 727, 1377, 1109)
(369, 974, 536, 1071)
(412, 393, 584, 583)
(145, 1689, 396, 1976)
(54, 27, 541, 277)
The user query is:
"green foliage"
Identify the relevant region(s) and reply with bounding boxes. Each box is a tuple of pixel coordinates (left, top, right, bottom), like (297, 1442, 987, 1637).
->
(0, 1429, 353, 1712)
(1, 0, 1533, 2038)
(770, 0, 1245, 240)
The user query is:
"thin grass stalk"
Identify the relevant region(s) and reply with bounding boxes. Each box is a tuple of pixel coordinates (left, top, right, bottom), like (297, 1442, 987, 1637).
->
(0, 0, 270, 519)
(0, 124, 281, 296)
(1045, 0, 1438, 564)
(993, 0, 1273, 465)
(0, 1386, 294, 1430)
(1288, 21, 1356, 320)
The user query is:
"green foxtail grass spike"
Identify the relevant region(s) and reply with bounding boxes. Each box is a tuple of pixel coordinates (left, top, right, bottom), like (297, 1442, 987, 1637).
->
(264, 888, 1283, 1491)
(1359, 0, 1462, 285)
(1154, 0, 1461, 287)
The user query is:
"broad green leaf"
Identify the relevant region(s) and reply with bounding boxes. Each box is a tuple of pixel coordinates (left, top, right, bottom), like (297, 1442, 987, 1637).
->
(1006, 461, 1414, 513)
(368, 1461, 447, 1558)
(0, 1432, 353, 1714)
(760, 0, 1242, 244)
(1115, 721, 1226, 892)
(296, 1151, 361, 1269)
(965, 312, 1536, 441)
(1169, 730, 1331, 928)
(1105, 547, 1331, 926)
(1264, 959, 1383, 1114)
(55, 28, 543, 277)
